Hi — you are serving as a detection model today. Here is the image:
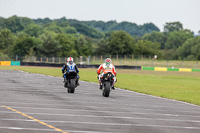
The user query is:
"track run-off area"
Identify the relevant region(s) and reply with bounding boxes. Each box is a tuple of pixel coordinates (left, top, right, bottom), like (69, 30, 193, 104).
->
(0, 70, 200, 133)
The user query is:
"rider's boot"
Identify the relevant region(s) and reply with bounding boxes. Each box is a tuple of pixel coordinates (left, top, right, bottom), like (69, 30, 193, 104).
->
(99, 84, 103, 90)
(76, 79, 80, 86)
(64, 78, 67, 87)
(112, 85, 115, 90)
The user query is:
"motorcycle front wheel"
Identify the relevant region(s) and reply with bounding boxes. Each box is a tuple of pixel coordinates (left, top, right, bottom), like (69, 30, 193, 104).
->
(68, 79, 75, 93)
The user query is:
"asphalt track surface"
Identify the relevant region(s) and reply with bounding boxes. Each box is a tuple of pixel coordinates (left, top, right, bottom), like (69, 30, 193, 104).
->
(0, 70, 200, 133)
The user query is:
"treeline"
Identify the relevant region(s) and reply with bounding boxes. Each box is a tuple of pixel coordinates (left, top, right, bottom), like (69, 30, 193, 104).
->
(0, 15, 200, 61)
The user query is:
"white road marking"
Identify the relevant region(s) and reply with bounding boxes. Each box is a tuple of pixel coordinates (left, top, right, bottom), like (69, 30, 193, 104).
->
(1, 118, 200, 124)
(1, 101, 200, 114)
(1, 121, 200, 130)
(0, 102, 200, 117)
(0, 106, 187, 117)
(1, 98, 199, 111)
(1, 110, 200, 123)
(0, 127, 112, 133)
(1, 118, 132, 126)
(0, 101, 156, 111)
(3, 127, 54, 131)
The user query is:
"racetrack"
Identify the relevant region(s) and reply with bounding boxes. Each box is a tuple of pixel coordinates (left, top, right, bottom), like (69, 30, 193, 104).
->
(0, 70, 200, 133)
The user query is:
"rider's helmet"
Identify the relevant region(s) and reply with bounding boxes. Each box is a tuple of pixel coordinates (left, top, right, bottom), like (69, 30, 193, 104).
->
(105, 58, 112, 66)
(67, 57, 73, 65)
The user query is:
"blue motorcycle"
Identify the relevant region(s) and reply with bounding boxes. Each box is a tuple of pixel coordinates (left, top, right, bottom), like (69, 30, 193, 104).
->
(63, 64, 79, 93)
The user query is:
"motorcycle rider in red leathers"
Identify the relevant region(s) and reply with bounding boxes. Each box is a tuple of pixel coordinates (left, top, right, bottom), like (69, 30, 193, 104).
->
(97, 58, 117, 90)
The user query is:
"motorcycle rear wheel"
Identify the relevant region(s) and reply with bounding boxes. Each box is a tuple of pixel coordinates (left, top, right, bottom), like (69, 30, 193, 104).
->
(103, 81, 110, 97)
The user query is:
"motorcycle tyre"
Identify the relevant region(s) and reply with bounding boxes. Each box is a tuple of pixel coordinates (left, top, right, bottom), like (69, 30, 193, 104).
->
(69, 79, 75, 93)
(103, 81, 110, 97)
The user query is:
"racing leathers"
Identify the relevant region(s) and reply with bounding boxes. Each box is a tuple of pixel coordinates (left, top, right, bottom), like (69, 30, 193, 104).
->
(62, 62, 80, 86)
(97, 63, 117, 89)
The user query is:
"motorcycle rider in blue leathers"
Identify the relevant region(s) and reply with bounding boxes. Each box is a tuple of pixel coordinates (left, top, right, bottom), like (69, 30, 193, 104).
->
(62, 57, 80, 86)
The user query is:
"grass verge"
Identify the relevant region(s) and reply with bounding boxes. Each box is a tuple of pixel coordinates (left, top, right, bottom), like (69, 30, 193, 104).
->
(1, 66, 200, 106)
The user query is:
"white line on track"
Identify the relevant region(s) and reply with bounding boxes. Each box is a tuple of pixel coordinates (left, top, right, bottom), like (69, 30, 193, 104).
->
(1, 98, 199, 110)
(0, 121, 200, 130)
(1, 118, 132, 126)
(1, 118, 200, 124)
(1, 109, 200, 122)
(0, 127, 54, 131)
(0, 127, 112, 133)
(0, 102, 157, 111)
(0, 106, 194, 117)
(1, 101, 200, 114)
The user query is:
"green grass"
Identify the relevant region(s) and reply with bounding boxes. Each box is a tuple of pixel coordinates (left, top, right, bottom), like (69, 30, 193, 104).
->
(1, 66, 200, 106)
(90, 59, 200, 69)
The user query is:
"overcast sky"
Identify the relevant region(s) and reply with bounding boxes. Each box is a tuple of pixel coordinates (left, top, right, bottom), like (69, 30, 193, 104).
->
(0, 0, 200, 34)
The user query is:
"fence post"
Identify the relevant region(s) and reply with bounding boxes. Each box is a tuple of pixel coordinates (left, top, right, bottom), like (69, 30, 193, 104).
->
(59, 58, 61, 64)
(34, 57, 36, 62)
(152, 60, 154, 67)
(116, 54, 118, 60)
(93, 56, 95, 61)
(196, 61, 198, 69)
(87, 56, 90, 65)
(167, 60, 168, 68)
(40, 57, 42, 62)
(16, 55, 18, 61)
(109, 55, 111, 59)
(132, 55, 134, 60)
(47, 58, 48, 63)
(52, 57, 54, 63)
(101, 55, 102, 61)
(181, 60, 183, 68)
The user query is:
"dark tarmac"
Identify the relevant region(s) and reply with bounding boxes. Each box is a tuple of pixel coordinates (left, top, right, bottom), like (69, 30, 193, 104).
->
(0, 70, 200, 133)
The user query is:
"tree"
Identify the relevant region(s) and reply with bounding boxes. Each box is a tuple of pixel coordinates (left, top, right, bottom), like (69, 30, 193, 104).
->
(33, 17, 52, 25)
(95, 39, 109, 55)
(178, 36, 200, 60)
(0, 52, 10, 61)
(164, 30, 193, 49)
(56, 33, 77, 57)
(11, 34, 40, 58)
(64, 27, 77, 34)
(164, 22, 183, 33)
(39, 31, 60, 57)
(0, 29, 16, 50)
(70, 23, 104, 39)
(59, 21, 69, 27)
(43, 22, 65, 34)
(142, 31, 166, 49)
(75, 35, 93, 56)
(23, 24, 42, 37)
(106, 31, 136, 55)
(1, 16, 34, 33)
(135, 40, 160, 56)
